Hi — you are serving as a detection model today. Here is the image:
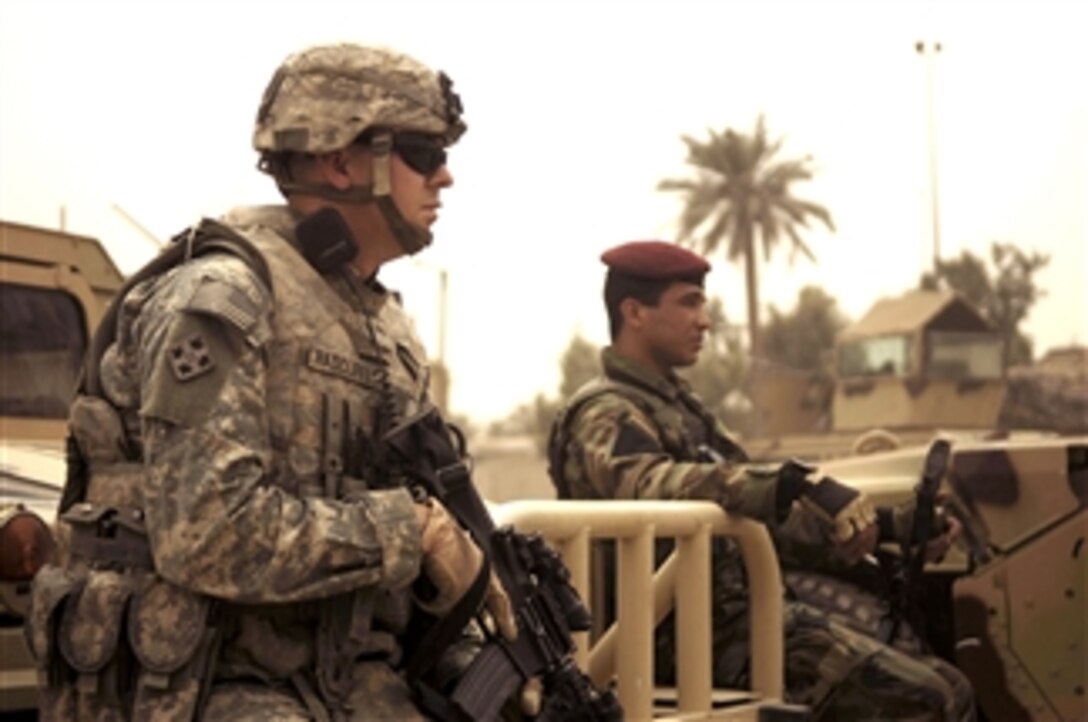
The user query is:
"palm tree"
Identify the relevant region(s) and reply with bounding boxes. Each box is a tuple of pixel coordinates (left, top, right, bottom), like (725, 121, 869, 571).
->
(658, 115, 834, 355)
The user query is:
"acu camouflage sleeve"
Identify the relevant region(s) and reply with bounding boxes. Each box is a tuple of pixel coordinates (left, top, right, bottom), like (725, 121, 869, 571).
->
(136, 259, 421, 604)
(569, 394, 782, 523)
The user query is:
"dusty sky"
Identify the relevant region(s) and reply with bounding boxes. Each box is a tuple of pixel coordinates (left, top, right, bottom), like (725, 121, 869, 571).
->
(2, 0, 1084, 423)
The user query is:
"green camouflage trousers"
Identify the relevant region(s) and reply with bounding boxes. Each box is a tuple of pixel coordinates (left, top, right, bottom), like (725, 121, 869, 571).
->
(657, 597, 975, 722)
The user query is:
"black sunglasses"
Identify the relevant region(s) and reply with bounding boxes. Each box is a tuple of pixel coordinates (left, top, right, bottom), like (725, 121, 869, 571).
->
(392, 132, 448, 176)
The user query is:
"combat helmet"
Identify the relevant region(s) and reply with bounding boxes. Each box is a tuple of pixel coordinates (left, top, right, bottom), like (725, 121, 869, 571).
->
(253, 43, 465, 254)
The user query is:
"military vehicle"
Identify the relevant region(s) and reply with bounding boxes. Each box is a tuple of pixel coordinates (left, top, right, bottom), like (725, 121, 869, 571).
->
(0, 220, 123, 715)
(0, 220, 124, 444)
(1, 448, 64, 716)
(820, 435, 1086, 722)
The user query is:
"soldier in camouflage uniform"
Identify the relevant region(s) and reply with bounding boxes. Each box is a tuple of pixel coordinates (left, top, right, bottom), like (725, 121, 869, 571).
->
(548, 241, 975, 721)
(27, 44, 517, 721)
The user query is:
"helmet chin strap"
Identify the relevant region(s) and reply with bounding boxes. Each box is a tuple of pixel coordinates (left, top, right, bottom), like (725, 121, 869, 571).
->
(277, 132, 432, 256)
(366, 133, 433, 255)
(375, 194, 432, 255)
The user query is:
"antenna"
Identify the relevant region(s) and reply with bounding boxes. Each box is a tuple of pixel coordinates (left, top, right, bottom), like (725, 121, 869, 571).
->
(111, 203, 165, 249)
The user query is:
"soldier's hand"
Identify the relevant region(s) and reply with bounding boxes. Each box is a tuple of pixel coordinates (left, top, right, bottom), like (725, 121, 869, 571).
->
(880, 495, 961, 562)
(838, 521, 879, 564)
(484, 568, 518, 642)
(797, 476, 878, 551)
(519, 676, 544, 717)
(413, 499, 518, 641)
(923, 514, 961, 562)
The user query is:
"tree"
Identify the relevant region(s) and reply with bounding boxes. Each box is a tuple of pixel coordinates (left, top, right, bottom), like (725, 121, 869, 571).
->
(762, 286, 848, 372)
(493, 334, 603, 454)
(759, 286, 849, 420)
(558, 334, 601, 399)
(658, 114, 834, 355)
(920, 242, 1049, 368)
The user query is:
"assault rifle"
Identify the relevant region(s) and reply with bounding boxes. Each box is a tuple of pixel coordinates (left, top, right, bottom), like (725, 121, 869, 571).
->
(384, 405, 622, 722)
(881, 437, 951, 645)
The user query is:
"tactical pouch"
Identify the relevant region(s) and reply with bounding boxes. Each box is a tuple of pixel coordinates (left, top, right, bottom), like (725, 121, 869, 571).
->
(26, 564, 83, 690)
(57, 569, 138, 707)
(29, 566, 218, 721)
(27, 566, 135, 721)
(128, 579, 215, 722)
(63, 503, 153, 570)
(69, 395, 131, 466)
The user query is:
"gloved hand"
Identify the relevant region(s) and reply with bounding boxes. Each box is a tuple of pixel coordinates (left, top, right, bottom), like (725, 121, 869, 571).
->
(798, 476, 879, 563)
(877, 496, 962, 563)
(922, 514, 961, 562)
(413, 499, 518, 642)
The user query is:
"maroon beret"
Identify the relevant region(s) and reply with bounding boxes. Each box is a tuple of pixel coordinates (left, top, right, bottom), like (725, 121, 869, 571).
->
(600, 241, 711, 280)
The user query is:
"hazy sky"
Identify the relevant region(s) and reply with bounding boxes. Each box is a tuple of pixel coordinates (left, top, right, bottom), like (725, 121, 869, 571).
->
(2, 0, 1084, 423)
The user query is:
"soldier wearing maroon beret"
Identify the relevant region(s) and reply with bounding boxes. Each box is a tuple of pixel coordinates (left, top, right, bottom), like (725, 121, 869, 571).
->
(547, 241, 975, 720)
(596, 241, 712, 361)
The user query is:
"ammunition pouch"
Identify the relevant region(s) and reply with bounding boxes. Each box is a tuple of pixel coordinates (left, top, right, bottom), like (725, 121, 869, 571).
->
(26, 565, 82, 687)
(28, 565, 219, 722)
(28, 503, 221, 722)
(58, 569, 138, 703)
(129, 580, 219, 721)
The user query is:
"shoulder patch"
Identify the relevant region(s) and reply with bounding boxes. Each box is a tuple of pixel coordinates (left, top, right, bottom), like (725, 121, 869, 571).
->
(167, 334, 216, 382)
(142, 312, 243, 426)
(612, 417, 664, 457)
(176, 257, 272, 345)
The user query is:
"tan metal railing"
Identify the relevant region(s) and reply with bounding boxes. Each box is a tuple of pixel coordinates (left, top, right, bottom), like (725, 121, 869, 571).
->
(490, 500, 785, 720)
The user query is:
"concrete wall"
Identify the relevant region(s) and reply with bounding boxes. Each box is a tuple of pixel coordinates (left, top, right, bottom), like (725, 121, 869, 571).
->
(470, 434, 556, 503)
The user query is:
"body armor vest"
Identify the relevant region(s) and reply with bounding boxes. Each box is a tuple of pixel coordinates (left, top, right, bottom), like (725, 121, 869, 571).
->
(29, 209, 429, 720)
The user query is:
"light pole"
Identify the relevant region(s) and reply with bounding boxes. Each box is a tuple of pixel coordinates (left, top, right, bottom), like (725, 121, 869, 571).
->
(436, 266, 448, 367)
(915, 39, 943, 273)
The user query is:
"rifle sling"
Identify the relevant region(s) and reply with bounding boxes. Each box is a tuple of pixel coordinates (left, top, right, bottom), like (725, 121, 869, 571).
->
(434, 461, 494, 547)
(405, 553, 492, 683)
(396, 414, 538, 718)
(429, 462, 543, 719)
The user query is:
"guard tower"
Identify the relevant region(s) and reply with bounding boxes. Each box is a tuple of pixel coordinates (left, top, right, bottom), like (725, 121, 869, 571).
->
(833, 289, 1005, 431)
